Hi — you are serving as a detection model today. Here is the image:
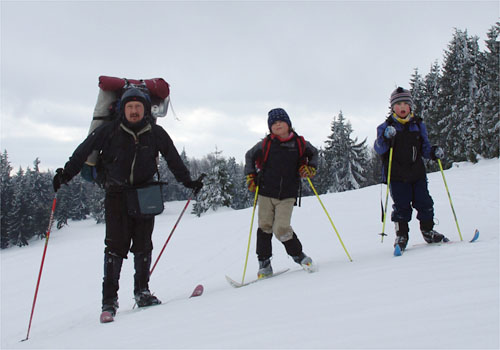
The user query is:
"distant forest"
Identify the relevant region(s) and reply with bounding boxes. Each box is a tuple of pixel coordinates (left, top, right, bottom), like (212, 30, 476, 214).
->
(1, 23, 498, 249)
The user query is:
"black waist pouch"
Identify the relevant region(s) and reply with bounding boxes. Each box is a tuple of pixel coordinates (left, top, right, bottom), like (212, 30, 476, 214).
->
(126, 182, 165, 218)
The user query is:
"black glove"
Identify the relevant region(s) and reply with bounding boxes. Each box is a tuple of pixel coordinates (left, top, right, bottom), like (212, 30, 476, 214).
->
(52, 168, 70, 192)
(431, 145, 444, 160)
(184, 179, 204, 195)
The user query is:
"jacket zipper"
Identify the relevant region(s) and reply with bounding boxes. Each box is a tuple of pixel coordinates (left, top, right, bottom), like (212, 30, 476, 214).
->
(120, 123, 152, 186)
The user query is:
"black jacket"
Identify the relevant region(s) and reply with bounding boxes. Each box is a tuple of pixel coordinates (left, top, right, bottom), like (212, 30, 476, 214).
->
(374, 116, 431, 183)
(63, 118, 191, 190)
(245, 132, 318, 200)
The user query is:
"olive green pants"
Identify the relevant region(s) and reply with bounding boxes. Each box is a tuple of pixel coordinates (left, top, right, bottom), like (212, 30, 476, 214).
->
(257, 195, 295, 242)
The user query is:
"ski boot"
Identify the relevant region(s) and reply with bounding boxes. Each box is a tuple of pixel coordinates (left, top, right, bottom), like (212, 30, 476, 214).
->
(292, 252, 316, 273)
(421, 230, 447, 243)
(394, 235, 408, 254)
(100, 299, 118, 323)
(134, 290, 162, 308)
(101, 252, 122, 323)
(420, 221, 448, 243)
(257, 258, 273, 279)
(394, 222, 409, 252)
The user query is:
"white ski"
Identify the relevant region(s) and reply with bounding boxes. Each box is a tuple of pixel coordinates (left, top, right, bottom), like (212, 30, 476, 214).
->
(225, 269, 290, 288)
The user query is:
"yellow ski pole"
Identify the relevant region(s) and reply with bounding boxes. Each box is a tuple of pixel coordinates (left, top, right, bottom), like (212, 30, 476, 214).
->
(241, 185, 259, 284)
(437, 159, 463, 241)
(380, 145, 394, 242)
(305, 176, 352, 262)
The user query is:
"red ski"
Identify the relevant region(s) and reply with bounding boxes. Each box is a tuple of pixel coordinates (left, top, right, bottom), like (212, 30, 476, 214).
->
(190, 284, 204, 298)
(101, 284, 203, 323)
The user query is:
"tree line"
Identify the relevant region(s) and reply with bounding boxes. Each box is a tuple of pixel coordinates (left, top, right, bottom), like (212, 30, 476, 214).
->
(1, 23, 498, 249)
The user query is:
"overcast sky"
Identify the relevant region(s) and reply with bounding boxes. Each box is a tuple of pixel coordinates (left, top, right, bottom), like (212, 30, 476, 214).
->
(1, 1, 498, 172)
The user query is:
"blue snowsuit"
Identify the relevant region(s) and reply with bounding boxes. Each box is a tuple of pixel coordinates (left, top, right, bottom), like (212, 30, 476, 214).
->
(374, 115, 434, 225)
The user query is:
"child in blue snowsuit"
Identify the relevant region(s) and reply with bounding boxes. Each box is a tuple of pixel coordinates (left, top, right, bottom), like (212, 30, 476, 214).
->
(374, 87, 445, 251)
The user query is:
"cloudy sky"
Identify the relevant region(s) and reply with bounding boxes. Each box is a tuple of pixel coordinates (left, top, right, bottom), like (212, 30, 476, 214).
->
(1, 1, 498, 172)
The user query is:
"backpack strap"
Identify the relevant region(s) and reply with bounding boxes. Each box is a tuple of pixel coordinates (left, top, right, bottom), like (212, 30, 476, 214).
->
(257, 133, 307, 170)
(296, 135, 306, 163)
(255, 135, 272, 170)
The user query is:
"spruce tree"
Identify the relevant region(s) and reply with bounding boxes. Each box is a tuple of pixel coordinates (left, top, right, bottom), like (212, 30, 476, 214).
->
(420, 61, 443, 145)
(438, 29, 482, 162)
(0, 151, 13, 248)
(158, 149, 190, 202)
(87, 183, 106, 224)
(322, 111, 369, 193)
(7, 168, 32, 246)
(227, 157, 252, 210)
(478, 22, 500, 158)
(409, 68, 425, 117)
(192, 149, 233, 216)
(28, 159, 53, 238)
(314, 148, 330, 195)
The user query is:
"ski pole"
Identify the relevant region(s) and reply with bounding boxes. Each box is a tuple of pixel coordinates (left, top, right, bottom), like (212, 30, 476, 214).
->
(305, 175, 352, 262)
(22, 194, 57, 342)
(241, 185, 259, 284)
(437, 159, 463, 241)
(150, 197, 191, 276)
(150, 174, 206, 276)
(380, 144, 394, 242)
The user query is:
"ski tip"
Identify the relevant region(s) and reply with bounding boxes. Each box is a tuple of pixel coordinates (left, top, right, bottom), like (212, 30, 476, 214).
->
(225, 275, 244, 288)
(394, 245, 402, 256)
(443, 236, 450, 243)
(100, 311, 114, 323)
(470, 229, 480, 243)
(190, 284, 204, 297)
(302, 263, 318, 273)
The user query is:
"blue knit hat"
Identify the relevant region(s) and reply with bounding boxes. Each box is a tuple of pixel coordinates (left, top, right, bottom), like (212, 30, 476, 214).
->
(268, 108, 292, 130)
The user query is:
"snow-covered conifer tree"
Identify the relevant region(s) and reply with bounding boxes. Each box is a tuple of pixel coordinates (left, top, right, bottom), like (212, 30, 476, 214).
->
(192, 149, 233, 216)
(0, 151, 13, 248)
(438, 29, 482, 162)
(478, 22, 499, 158)
(420, 61, 442, 147)
(322, 111, 369, 193)
(6, 167, 32, 246)
(409, 68, 425, 117)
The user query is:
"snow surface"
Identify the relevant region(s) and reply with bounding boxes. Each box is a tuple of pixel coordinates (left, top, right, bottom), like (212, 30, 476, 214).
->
(1, 159, 499, 349)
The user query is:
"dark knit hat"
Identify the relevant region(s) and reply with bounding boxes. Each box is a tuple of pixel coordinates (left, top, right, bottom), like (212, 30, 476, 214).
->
(268, 108, 292, 130)
(120, 87, 151, 113)
(390, 87, 413, 108)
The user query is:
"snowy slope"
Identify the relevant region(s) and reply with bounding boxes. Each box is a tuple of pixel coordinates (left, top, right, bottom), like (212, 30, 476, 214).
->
(1, 159, 498, 349)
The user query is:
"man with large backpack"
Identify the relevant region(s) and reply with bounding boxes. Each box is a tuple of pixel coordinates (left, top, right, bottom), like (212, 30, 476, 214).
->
(245, 108, 318, 278)
(53, 87, 203, 322)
